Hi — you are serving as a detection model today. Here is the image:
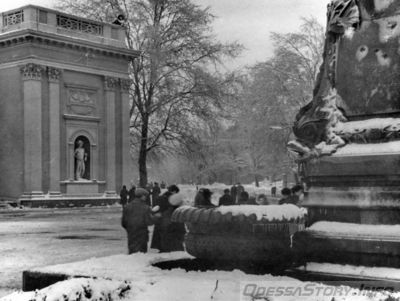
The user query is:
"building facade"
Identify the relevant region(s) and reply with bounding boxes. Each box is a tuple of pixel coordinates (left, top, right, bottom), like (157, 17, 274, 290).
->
(0, 6, 138, 206)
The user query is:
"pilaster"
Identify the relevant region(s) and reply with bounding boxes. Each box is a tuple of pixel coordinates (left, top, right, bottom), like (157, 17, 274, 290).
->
(120, 78, 132, 186)
(48, 67, 62, 193)
(104, 76, 119, 193)
(21, 63, 44, 195)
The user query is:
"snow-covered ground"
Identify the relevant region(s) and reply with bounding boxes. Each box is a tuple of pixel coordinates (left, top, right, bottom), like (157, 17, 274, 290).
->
(3, 252, 400, 301)
(0, 207, 126, 296)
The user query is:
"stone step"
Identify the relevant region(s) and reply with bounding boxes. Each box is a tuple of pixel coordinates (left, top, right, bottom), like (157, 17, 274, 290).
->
(293, 225, 400, 267)
(286, 262, 400, 291)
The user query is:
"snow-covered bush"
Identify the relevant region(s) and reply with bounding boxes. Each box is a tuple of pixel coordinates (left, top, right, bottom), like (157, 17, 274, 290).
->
(1, 278, 131, 301)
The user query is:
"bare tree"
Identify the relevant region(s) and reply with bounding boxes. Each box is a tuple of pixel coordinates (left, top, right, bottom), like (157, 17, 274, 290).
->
(57, 0, 242, 186)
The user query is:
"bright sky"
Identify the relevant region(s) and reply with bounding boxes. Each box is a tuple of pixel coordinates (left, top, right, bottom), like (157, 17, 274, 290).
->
(0, 0, 330, 69)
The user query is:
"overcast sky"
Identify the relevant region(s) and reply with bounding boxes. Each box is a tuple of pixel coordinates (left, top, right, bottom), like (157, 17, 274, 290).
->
(0, 0, 330, 69)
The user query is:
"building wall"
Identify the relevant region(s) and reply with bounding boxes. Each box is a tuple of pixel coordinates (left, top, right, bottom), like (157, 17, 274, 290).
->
(0, 66, 24, 200)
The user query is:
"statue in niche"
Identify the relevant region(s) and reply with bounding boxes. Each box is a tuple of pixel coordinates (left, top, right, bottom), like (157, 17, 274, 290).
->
(74, 140, 88, 180)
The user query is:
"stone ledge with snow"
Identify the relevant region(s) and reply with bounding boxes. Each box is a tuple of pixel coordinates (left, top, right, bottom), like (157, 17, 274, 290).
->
(8, 252, 400, 301)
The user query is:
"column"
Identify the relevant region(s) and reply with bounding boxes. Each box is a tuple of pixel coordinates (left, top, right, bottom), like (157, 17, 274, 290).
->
(120, 79, 132, 186)
(21, 63, 44, 196)
(48, 67, 62, 194)
(105, 76, 118, 193)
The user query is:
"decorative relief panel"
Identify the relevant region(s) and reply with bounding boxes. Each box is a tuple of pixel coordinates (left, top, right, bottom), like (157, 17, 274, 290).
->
(20, 63, 43, 81)
(66, 86, 98, 117)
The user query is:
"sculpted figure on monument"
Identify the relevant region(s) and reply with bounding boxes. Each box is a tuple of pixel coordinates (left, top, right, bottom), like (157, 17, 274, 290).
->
(288, 0, 360, 162)
(74, 140, 88, 180)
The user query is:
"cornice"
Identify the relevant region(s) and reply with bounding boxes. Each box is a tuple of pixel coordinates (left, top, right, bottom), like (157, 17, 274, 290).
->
(0, 29, 140, 60)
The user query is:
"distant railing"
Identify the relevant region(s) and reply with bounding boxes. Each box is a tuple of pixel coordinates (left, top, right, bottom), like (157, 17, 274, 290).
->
(56, 14, 103, 36)
(3, 10, 24, 27)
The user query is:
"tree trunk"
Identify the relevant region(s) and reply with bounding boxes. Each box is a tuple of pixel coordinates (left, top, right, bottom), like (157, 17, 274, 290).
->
(254, 174, 259, 187)
(138, 116, 149, 188)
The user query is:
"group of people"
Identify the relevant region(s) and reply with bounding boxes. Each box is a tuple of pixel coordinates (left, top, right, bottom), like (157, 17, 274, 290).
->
(194, 183, 269, 207)
(278, 185, 304, 205)
(120, 181, 305, 254)
(121, 184, 185, 254)
(119, 181, 167, 207)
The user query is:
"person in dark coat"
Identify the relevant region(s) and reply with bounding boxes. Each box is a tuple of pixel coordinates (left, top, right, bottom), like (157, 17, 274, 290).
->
(230, 184, 238, 204)
(195, 188, 215, 207)
(237, 190, 249, 205)
(289, 184, 304, 205)
(152, 182, 161, 205)
(159, 192, 186, 252)
(236, 183, 245, 196)
(257, 194, 269, 205)
(128, 184, 136, 202)
(119, 185, 128, 207)
(219, 189, 234, 206)
(121, 188, 159, 254)
(150, 184, 180, 251)
(271, 186, 277, 196)
(278, 187, 292, 205)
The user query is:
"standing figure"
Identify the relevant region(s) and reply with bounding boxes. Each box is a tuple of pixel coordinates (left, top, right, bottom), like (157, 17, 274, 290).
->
(230, 184, 238, 204)
(121, 188, 159, 254)
(120, 185, 128, 207)
(152, 182, 161, 205)
(278, 188, 292, 205)
(128, 184, 136, 203)
(74, 140, 87, 180)
(194, 188, 215, 207)
(151, 185, 183, 252)
(218, 189, 234, 206)
(271, 186, 277, 196)
(237, 190, 249, 205)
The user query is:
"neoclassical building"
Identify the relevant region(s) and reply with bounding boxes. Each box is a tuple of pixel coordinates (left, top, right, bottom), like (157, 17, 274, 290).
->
(0, 6, 138, 206)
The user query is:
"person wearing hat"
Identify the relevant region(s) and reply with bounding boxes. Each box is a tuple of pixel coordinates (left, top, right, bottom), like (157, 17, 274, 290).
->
(150, 184, 181, 252)
(194, 188, 215, 207)
(121, 187, 160, 254)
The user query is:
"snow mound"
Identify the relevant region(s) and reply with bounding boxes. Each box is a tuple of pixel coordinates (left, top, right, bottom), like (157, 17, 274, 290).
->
(0, 278, 131, 301)
(215, 204, 307, 221)
(307, 221, 400, 238)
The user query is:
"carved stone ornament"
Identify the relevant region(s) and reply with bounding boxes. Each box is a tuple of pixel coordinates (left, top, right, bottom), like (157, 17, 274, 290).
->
(66, 87, 97, 116)
(120, 79, 132, 92)
(288, 0, 360, 162)
(104, 76, 119, 91)
(48, 67, 61, 83)
(20, 63, 44, 81)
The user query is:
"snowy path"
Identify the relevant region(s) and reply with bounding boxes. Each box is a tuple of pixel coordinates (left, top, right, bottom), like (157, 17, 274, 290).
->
(0, 207, 127, 296)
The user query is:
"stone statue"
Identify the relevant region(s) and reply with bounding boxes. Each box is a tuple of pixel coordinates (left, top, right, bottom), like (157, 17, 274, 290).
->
(74, 140, 87, 180)
(288, 0, 360, 162)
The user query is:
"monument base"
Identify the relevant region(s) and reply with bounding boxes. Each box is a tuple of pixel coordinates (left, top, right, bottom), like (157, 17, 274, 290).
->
(19, 192, 119, 208)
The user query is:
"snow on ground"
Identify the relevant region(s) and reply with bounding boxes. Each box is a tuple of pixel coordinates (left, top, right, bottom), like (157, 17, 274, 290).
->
(299, 262, 400, 281)
(3, 252, 400, 301)
(0, 207, 126, 294)
(215, 204, 307, 221)
(308, 221, 400, 238)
